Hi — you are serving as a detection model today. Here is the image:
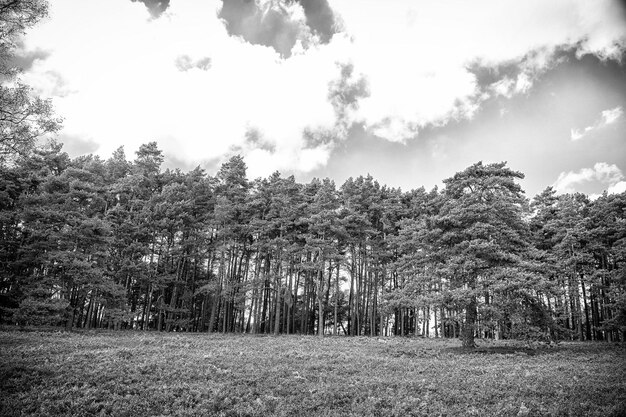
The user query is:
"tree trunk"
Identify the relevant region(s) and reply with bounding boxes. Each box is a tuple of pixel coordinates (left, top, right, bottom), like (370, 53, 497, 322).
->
(348, 246, 355, 335)
(580, 274, 591, 341)
(274, 285, 282, 336)
(318, 296, 324, 337)
(462, 296, 477, 348)
(317, 259, 325, 337)
(334, 261, 339, 336)
(324, 260, 332, 335)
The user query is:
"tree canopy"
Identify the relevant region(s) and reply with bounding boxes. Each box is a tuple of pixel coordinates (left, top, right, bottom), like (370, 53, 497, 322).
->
(1, 142, 625, 345)
(1, 1, 624, 344)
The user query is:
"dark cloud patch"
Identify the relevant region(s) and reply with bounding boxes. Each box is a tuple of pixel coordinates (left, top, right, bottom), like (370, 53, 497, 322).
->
(163, 154, 208, 173)
(328, 63, 369, 111)
(301, 62, 369, 149)
(131, 0, 170, 18)
(8, 46, 50, 71)
(466, 60, 520, 88)
(218, 0, 339, 58)
(57, 134, 99, 157)
(245, 128, 276, 152)
(219, 0, 302, 57)
(468, 47, 576, 94)
(298, 0, 337, 43)
(175, 55, 212, 71)
(302, 128, 335, 148)
(327, 63, 369, 126)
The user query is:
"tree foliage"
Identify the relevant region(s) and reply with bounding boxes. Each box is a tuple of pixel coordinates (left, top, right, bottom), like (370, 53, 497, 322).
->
(2, 0, 624, 345)
(1, 142, 625, 345)
(0, 0, 61, 164)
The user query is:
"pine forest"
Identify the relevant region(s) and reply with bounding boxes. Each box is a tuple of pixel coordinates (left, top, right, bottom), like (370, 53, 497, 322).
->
(1, 142, 624, 347)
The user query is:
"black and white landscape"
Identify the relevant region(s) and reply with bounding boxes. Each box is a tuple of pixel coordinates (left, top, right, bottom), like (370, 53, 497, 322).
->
(1, 1, 625, 416)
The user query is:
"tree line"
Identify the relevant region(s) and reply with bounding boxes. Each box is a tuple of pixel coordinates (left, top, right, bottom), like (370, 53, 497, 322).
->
(1, 0, 624, 347)
(0, 142, 624, 346)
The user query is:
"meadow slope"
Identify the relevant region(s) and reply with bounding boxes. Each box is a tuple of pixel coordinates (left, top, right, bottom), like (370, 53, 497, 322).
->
(1, 330, 625, 416)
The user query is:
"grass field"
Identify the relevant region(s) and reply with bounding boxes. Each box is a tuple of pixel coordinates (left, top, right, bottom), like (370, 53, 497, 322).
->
(1, 330, 625, 416)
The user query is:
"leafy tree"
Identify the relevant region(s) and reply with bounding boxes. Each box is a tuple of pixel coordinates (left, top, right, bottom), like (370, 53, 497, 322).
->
(211, 155, 250, 333)
(427, 162, 541, 347)
(340, 175, 380, 335)
(387, 187, 441, 337)
(21, 151, 114, 328)
(0, 0, 61, 164)
(105, 146, 130, 183)
(1, 137, 624, 345)
(304, 178, 341, 336)
(585, 191, 626, 341)
(0, 142, 67, 321)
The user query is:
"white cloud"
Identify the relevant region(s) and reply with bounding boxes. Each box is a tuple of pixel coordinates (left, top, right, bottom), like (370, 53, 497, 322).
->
(331, 0, 626, 142)
(570, 106, 624, 141)
(18, 0, 626, 174)
(601, 107, 624, 125)
(553, 162, 626, 195)
(570, 127, 591, 141)
(608, 181, 626, 195)
(20, 0, 350, 178)
(491, 78, 515, 98)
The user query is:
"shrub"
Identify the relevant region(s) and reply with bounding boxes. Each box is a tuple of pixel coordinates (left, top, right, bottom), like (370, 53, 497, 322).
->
(12, 298, 70, 326)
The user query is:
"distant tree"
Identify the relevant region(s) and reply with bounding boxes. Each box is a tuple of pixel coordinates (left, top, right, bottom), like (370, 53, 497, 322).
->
(105, 146, 130, 183)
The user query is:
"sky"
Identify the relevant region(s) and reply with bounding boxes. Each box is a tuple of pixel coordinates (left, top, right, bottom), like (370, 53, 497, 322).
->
(15, 0, 626, 198)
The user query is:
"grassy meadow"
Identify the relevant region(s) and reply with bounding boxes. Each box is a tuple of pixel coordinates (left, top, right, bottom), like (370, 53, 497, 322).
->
(1, 329, 625, 416)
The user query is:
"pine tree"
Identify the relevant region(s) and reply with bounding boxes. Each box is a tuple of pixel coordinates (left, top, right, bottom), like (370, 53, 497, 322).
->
(429, 162, 537, 347)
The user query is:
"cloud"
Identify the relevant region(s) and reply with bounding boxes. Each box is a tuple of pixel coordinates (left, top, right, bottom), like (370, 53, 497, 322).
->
(8, 45, 50, 71)
(477, 48, 565, 99)
(18, 0, 626, 178)
(20, 67, 73, 97)
(298, 0, 338, 43)
(218, 0, 339, 58)
(21, 0, 354, 179)
(218, 0, 308, 58)
(608, 181, 626, 195)
(56, 133, 100, 156)
(327, 62, 369, 134)
(131, 0, 170, 18)
(601, 106, 624, 125)
(553, 162, 626, 194)
(570, 128, 589, 142)
(174, 55, 211, 71)
(571, 106, 623, 140)
(244, 127, 275, 153)
(331, 0, 626, 142)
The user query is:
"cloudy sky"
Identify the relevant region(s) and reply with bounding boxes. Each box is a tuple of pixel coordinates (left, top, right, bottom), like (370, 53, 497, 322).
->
(17, 0, 626, 197)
